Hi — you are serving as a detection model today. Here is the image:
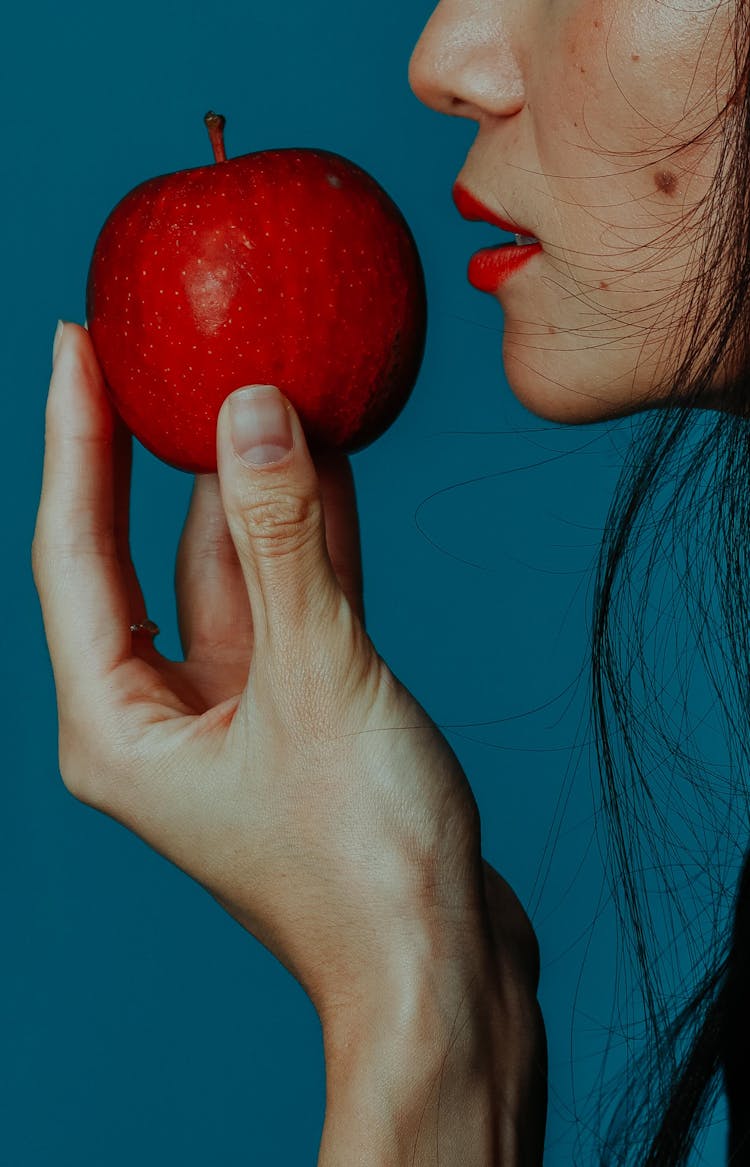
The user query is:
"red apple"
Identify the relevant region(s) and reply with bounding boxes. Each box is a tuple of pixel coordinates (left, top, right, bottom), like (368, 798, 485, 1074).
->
(85, 111, 427, 473)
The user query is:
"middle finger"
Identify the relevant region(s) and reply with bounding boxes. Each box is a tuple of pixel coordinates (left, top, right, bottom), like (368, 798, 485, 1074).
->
(174, 473, 254, 662)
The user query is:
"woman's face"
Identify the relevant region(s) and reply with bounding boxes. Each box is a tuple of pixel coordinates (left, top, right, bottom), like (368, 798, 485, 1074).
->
(408, 0, 737, 423)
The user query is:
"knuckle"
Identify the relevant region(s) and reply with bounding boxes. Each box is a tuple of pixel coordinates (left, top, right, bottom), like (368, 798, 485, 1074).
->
(58, 734, 97, 804)
(57, 716, 127, 810)
(177, 490, 235, 571)
(31, 516, 117, 568)
(179, 528, 229, 569)
(243, 490, 320, 557)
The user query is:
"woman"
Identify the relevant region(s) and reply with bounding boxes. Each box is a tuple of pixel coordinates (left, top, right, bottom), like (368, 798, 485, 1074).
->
(30, 1, 748, 1164)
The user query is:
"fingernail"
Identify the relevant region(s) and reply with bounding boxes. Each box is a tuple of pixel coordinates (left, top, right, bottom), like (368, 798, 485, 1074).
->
(52, 319, 65, 366)
(229, 385, 294, 467)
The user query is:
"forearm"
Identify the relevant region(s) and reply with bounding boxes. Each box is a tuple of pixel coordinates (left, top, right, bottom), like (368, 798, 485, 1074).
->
(317, 929, 546, 1166)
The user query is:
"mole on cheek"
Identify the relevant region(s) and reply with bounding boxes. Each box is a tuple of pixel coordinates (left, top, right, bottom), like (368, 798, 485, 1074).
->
(654, 169, 678, 196)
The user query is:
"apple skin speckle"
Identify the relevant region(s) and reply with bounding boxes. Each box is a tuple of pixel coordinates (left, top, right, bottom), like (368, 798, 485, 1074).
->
(85, 147, 427, 474)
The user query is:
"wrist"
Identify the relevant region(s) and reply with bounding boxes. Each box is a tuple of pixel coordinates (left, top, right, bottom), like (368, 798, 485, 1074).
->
(318, 924, 545, 1166)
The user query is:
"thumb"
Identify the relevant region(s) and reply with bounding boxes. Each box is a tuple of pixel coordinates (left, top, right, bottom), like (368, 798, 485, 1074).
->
(216, 383, 344, 654)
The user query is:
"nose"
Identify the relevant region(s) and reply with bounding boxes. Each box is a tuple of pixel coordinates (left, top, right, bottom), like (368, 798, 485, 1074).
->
(408, 0, 525, 122)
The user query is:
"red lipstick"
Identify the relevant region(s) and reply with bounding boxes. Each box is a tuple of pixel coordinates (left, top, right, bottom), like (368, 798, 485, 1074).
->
(452, 181, 543, 292)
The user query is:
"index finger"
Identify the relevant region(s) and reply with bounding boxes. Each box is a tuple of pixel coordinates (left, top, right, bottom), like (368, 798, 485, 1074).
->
(312, 448, 365, 626)
(31, 322, 144, 714)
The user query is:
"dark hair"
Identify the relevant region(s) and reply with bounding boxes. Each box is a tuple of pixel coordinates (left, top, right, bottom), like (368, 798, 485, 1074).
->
(586, 8, 750, 1159)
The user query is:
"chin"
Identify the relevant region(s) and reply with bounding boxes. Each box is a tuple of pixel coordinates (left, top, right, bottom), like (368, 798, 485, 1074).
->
(501, 344, 653, 426)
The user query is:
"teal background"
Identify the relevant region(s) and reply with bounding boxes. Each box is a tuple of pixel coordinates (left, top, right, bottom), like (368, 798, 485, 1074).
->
(4, 0, 730, 1162)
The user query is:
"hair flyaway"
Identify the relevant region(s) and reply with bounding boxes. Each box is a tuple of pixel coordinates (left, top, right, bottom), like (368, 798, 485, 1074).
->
(584, 9, 750, 1160)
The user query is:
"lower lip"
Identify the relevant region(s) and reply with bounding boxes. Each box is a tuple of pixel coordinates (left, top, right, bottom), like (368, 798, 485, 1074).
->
(467, 242, 543, 292)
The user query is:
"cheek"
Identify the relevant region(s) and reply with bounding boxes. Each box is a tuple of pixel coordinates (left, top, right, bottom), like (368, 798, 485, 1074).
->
(537, 2, 649, 192)
(544, 0, 732, 159)
(535, 0, 731, 254)
(540, 2, 604, 130)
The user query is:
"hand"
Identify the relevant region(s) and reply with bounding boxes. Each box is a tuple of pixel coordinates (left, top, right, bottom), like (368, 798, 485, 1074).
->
(32, 322, 494, 1019)
(33, 321, 547, 1162)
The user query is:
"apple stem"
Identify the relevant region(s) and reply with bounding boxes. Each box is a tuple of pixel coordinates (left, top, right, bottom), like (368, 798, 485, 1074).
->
(204, 111, 227, 163)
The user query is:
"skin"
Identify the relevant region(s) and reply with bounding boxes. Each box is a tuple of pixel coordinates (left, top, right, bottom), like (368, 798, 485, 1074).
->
(408, 0, 738, 423)
(32, 324, 545, 1165)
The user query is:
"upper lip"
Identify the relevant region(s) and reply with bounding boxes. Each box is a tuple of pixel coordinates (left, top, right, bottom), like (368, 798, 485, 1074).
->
(452, 181, 537, 238)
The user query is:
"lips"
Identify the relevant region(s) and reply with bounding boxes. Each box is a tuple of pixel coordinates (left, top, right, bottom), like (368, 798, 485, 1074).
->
(452, 181, 537, 239)
(452, 180, 543, 292)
